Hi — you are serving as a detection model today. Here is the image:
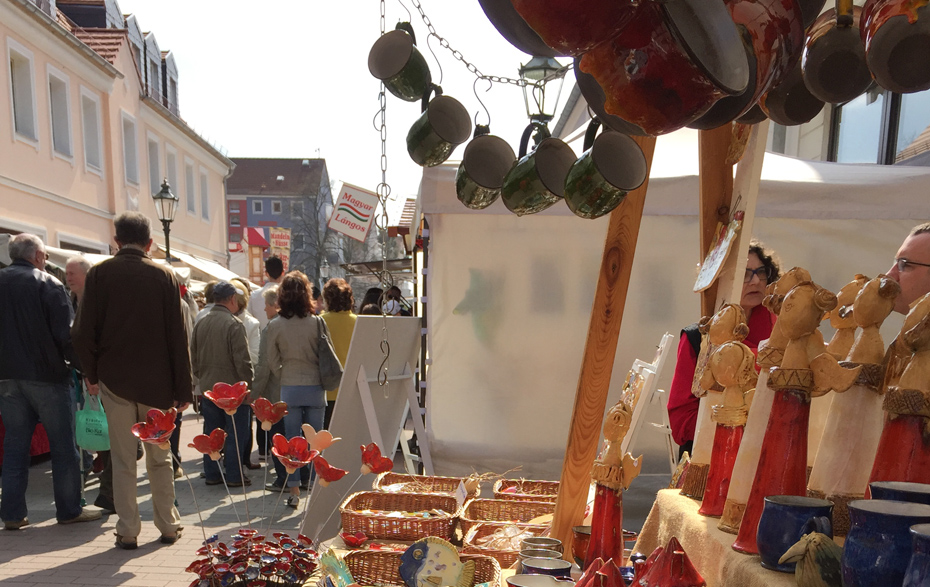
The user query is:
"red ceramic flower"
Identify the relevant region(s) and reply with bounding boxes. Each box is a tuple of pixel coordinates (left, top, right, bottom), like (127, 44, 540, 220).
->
(189, 428, 227, 461)
(271, 434, 319, 474)
(313, 455, 348, 486)
(340, 531, 368, 548)
(252, 398, 288, 431)
(131, 407, 177, 448)
(360, 442, 393, 475)
(205, 381, 250, 415)
(302, 424, 341, 452)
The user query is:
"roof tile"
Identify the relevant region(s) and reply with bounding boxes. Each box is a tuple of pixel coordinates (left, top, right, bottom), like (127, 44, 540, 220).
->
(227, 158, 327, 196)
(74, 28, 127, 65)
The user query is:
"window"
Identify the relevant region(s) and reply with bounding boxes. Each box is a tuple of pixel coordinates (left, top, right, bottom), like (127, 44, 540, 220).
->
(831, 87, 885, 164)
(8, 40, 38, 141)
(229, 232, 242, 243)
(272, 200, 282, 214)
(200, 169, 209, 220)
(291, 200, 304, 217)
(185, 159, 196, 213)
(165, 145, 178, 195)
(252, 200, 263, 214)
(47, 68, 72, 157)
(230, 214, 241, 227)
(121, 113, 139, 184)
(229, 201, 240, 212)
(148, 59, 158, 96)
(895, 91, 930, 162)
(80, 89, 102, 171)
(147, 135, 161, 194)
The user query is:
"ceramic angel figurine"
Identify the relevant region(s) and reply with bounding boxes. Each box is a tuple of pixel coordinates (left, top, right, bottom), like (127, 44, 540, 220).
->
(868, 292, 930, 490)
(698, 340, 756, 517)
(734, 282, 860, 554)
(825, 275, 869, 360)
(808, 275, 900, 535)
(586, 399, 642, 569)
(681, 304, 749, 500)
(757, 267, 814, 369)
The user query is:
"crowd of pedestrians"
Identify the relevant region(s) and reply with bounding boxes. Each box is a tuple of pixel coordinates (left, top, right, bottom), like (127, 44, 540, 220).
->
(0, 210, 404, 549)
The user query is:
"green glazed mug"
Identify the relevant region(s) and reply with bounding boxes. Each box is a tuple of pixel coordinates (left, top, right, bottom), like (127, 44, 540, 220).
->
(368, 24, 432, 102)
(563, 120, 647, 219)
(456, 125, 516, 210)
(501, 123, 576, 216)
(407, 91, 472, 167)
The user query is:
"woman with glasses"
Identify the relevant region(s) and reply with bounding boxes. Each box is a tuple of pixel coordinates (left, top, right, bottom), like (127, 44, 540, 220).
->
(666, 240, 780, 460)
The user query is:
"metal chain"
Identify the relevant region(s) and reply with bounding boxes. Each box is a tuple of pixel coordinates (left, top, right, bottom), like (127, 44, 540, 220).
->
(376, 0, 392, 388)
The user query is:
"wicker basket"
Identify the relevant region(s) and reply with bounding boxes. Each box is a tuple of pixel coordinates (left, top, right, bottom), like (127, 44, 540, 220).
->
(344, 550, 501, 587)
(341, 491, 461, 541)
(462, 522, 547, 568)
(460, 499, 555, 535)
(375, 472, 480, 500)
(493, 479, 559, 502)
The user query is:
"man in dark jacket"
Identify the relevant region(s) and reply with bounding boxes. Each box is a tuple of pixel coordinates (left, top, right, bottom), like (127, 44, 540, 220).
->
(0, 233, 101, 530)
(72, 212, 191, 549)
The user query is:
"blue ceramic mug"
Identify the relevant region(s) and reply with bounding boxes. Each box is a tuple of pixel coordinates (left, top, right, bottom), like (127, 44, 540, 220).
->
(756, 495, 834, 572)
(871, 481, 930, 506)
(904, 523, 930, 587)
(843, 500, 930, 587)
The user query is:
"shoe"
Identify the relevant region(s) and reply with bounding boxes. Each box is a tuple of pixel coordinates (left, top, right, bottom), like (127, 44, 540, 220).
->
(226, 477, 252, 488)
(4, 518, 28, 531)
(160, 527, 183, 544)
(92, 454, 105, 474)
(93, 496, 116, 515)
(205, 478, 223, 486)
(174, 466, 184, 479)
(244, 461, 262, 470)
(59, 508, 102, 525)
(257, 454, 267, 462)
(265, 481, 286, 492)
(115, 533, 138, 550)
(300, 482, 310, 491)
(286, 495, 299, 509)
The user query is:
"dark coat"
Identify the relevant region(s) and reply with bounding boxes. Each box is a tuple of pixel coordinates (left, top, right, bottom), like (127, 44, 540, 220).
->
(0, 260, 75, 384)
(72, 247, 192, 409)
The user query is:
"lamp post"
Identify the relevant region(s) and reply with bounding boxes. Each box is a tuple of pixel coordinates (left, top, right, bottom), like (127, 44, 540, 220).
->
(152, 179, 180, 263)
(319, 257, 331, 289)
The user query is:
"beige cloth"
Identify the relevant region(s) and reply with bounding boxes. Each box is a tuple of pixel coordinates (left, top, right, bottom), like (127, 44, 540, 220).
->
(266, 314, 321, 386)
(633, 489, 796, 587)
(100, 383, 181, 539)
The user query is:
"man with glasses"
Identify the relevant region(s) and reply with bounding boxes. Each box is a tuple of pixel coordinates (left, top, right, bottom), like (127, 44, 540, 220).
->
(0, 233, 101, 530)
(887, 223, 930, 314)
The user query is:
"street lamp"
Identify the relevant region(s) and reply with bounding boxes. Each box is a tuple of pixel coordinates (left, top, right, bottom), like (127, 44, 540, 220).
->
(519, 55, 567, 126)
(152, 179, 179, 263)
(319, 257, 331, 287)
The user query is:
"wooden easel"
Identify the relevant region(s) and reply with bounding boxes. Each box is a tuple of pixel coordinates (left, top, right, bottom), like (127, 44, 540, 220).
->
(550, 122, 770, 554)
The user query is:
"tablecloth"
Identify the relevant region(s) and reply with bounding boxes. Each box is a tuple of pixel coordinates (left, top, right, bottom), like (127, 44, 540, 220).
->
(631, 489, 796, 587)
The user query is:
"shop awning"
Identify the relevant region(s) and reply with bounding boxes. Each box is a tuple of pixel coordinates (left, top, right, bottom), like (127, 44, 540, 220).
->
(245, 227, 270, 248)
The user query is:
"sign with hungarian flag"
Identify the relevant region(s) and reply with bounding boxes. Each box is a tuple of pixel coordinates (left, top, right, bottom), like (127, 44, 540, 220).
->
(328, 183, 379, 242)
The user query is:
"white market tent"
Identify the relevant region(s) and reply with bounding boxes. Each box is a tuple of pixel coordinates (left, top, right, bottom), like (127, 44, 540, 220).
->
(418, 127, 930, 481)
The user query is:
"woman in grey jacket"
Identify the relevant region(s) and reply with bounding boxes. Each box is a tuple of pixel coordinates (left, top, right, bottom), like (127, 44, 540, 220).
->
(265, 271, 323, 508)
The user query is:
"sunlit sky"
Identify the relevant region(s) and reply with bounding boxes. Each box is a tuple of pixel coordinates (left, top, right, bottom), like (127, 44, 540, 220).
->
(115, 0, 575, 220)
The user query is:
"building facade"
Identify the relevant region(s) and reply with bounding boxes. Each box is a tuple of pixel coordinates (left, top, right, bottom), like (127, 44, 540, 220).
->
(0, 0, 232, 262)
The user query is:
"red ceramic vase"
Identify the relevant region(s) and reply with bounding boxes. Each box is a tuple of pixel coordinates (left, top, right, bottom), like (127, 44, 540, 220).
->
(584, 484, 624, 570)
(867, 413, 930, 496)
(511, 0, 640, 56)
(698, 423, 744, 517)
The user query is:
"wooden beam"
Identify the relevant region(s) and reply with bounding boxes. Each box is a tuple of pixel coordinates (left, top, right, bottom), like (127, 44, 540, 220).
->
(698, 126, 735, 318)
(550, 135, 657, 554)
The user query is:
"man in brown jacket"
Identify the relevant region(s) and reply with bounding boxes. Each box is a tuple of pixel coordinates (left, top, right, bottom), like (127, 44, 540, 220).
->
(72, 212, 191, 550)
(190, 281, 254, 486)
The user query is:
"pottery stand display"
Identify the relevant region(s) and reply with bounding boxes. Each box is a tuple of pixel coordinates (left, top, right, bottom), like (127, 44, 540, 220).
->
(585, 398, 642, 568)
(868, 293, 930, 490)
(698, 340, 756, 517)
(719, 269, 811, 534)
(680, 305, 751, 501)
(808, 275, 900, 535)
(733, 282, 861, 554)
(842, 500, 930, 587)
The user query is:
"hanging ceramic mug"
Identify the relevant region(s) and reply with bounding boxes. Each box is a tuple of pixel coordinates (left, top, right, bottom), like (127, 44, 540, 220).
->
(500, 123, 576, 216)
(755, 495, 834, 573)
(861, 0, 930, 93)
(573, 56, 647, 136)
(510, 0, 641, 56)
(563, 120, 647, 220)
(476, 0, 563, 57)
(368, 23, 432, 102)
(455, 125, 516, 210)
(760, 59, 825, 126)
(406, 87, 472, 168)
(802, 2, 872, 104)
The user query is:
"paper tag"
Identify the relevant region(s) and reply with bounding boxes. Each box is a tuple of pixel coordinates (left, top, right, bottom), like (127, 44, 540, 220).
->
(455, 480, 468, 509)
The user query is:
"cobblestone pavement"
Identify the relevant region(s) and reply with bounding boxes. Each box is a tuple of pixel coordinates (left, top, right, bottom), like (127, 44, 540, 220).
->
(0, 410, 308, 586)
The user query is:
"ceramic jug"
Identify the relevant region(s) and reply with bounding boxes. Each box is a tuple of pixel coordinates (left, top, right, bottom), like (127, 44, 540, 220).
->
(843, 499, 930, 587)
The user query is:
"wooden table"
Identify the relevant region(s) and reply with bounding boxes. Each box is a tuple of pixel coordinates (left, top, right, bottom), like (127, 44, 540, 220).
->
(632, 489, 796, 587)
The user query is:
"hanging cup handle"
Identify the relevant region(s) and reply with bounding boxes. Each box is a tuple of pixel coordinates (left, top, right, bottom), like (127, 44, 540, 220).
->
(395, 21, 417, 45)
(519, 121, 552, 158)
(583, 118, 604, 152)
(835, 0, 854, 27)
(420, 83, 442, 113)
(474, 124, 491, 139)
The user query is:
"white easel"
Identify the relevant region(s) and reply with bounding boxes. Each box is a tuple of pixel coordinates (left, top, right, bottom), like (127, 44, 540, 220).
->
(621, 332, 677, 474)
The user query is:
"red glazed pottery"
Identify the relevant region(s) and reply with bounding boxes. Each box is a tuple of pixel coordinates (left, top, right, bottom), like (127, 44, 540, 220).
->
(761, 59, 825, 126)
(511, 0, 640, 56)
(476, 0, 562, 57)
(803, 4, 872, 104)
(861, 0, 930, 93)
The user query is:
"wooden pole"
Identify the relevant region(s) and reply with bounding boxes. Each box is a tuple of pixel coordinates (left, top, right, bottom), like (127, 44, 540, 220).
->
(550, 135, 657, 553)
(698, 126, 735, 318)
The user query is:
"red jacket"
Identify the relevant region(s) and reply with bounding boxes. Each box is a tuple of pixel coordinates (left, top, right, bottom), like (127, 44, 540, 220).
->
(666, 305, 775, 446)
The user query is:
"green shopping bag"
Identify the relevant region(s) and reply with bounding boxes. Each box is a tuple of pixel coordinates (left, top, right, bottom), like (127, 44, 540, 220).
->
(75, 392, 110, 451)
